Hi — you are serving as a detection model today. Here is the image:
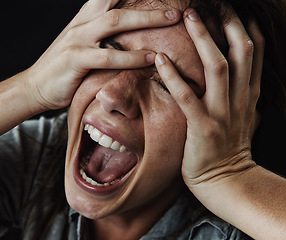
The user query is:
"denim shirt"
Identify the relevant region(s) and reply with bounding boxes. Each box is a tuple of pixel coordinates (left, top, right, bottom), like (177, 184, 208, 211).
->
(0, 114, 253, 240)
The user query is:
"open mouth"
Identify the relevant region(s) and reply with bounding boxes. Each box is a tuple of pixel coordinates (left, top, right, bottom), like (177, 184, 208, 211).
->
(76, 124, 138, 191)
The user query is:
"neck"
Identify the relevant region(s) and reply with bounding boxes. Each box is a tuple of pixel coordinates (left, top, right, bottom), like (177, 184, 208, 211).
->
(91, 180, 184, 240)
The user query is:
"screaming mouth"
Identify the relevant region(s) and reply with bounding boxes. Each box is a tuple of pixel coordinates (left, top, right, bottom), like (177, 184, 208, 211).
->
(78, 124, 138, 188)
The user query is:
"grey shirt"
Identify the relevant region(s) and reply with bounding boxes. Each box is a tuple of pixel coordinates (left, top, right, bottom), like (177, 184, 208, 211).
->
(0, 114, 253, 239)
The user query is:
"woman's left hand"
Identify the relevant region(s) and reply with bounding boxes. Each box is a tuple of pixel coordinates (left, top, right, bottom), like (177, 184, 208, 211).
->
(155, 8, 264, 190)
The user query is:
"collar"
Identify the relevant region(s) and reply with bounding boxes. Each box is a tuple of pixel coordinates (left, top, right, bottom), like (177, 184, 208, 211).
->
(67, 192, 234, 240)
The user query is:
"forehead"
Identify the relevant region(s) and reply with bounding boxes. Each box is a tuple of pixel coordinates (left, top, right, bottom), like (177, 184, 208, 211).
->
(114, 0, 205, 94)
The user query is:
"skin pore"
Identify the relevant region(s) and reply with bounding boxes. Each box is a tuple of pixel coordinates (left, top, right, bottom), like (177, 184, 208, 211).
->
(64, 0, 205, 239)
(2, 0, 286, 238)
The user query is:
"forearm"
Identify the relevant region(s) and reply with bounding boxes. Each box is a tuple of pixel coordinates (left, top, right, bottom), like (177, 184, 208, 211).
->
(0, 70, 47, 135)
(190, 165, 286, 240)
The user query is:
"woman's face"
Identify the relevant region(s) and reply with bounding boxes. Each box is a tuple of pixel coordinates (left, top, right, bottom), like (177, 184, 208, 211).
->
(65, 0, 205, 220)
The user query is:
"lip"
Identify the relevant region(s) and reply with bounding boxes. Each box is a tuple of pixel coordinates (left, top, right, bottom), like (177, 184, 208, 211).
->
(82, 117, 138, 156)
(73, 119, 138, 196)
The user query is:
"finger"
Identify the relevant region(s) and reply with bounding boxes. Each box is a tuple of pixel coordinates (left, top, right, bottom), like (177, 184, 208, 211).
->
(247, 20, 264, 104)
(70, 48, 156, 72)
(243, 21, 264, 132)
(68, 0, 120, 31)
(155, 53, 204, 120)
(183, 8, 229, 116)
(223, 12, 254, 106)
(92, 9, 181, 41)
(90, 0, 119, 15)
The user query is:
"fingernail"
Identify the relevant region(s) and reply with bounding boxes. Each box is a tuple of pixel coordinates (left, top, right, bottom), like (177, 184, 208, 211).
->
(165, 10, 177, 20)
(187, 9, 199, 21)
(156, 54, 166, 66)
(146, 53, 155, 63)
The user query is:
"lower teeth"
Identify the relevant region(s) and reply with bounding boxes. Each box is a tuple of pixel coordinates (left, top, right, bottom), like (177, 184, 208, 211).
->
(80, 168, 121, 187)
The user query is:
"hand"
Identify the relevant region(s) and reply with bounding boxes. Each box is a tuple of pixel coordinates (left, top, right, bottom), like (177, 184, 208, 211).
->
(155, 9, 264, 188)
(25, 0, 181, 112)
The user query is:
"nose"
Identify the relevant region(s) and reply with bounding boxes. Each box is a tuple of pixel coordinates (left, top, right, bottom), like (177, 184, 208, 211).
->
(95, 71, 140, 119)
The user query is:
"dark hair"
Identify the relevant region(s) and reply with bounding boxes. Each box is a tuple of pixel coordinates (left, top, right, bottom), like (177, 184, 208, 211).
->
(24, 0, 286, 239)
(185, 0, 286, 173)
(191, 0, 286, 115)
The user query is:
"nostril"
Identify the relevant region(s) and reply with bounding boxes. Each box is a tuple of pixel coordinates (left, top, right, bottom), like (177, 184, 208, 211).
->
(95, 87, 139, 119)
(110, 109, 125, 117)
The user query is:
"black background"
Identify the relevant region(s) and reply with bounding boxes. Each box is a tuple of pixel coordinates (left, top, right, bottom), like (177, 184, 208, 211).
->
(0, 0, 85, 80)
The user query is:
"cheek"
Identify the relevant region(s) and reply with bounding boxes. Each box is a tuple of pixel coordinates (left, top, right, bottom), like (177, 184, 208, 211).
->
(142, 88, 187, 172)
(69, 71, 108, 118)
(67, 71, 113, 153)
(68, 70, 120, 121)
(131, 99, 187, 203)
(147, 109, 187, 164)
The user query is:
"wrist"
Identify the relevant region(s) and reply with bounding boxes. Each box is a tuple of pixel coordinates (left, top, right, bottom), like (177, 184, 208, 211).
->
(184, 154, 257, 212)
(0, 70, 49, 134)
(23, 67, 51, 114)
(187, 161, 256, 198)
(183, 151, 256, 187)
(185, 161, 257, 226)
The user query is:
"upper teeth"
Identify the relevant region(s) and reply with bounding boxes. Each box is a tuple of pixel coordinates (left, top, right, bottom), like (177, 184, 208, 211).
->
(84, 124, 127, 153)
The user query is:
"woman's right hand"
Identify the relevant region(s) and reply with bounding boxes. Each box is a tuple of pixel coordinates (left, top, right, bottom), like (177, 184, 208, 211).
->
(24, 0, 181, 112)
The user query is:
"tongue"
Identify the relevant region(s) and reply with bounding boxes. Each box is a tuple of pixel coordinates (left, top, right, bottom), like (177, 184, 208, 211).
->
(85, 144, 137, 183)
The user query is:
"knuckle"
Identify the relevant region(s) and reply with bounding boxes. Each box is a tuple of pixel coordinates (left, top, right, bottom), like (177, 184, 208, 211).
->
(241, 38, 254, 57)
(251, 87, 261, 102)
(177, 88, 193, 103)
(234, 98, 248, 113)
(194, 27, 209, 40)
(210, 57, 228, 76)
(202, 120, 221, 140)
(65, 27, 77, 42)
(62, 46, 78, 64)
(254, 33, 265, 49)
(143, 11, 155, 24)
(124, 54, 133, 66)
(255, 87, 261, 99)
(249, 21, 266, 49)
(80, 1, 88, 11)
(229, 36, 254, 58)
(99, 51, 113, 68)
(106, 9, 121, 27)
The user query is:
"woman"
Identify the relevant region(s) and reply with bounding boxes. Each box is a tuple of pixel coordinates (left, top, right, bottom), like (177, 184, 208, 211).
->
(1, 0, 286, 239)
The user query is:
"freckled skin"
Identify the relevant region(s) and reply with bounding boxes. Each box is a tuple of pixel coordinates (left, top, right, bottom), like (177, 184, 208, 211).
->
(64, 0, 205, 236)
